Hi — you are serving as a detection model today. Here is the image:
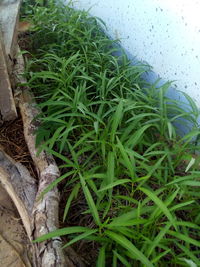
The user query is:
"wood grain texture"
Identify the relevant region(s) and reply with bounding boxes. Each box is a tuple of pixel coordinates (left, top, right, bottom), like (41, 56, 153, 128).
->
(0, 31, 17, 120)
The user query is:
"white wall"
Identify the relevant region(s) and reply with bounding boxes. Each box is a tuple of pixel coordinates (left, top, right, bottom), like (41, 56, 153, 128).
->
(66, 0, 200, 108)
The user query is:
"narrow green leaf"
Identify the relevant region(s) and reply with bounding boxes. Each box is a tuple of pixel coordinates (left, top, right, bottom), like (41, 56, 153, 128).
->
(170, 201, 194, 212)
(181, 181, 200, 186)
(167, 230, 200, 247)
(113, 250, 131, 267)
(167, 121, 173, 139)
(148, 155, 166, 177)
(179, 258, 197, 267)
(105, 230, 153, 267)
(117, 137, 135, 179)
(147, 222, 171, 257)
(39, 170, 76, 200)
(63, 183, 80, 222)
(106, 151, 115, 186)
(33, 226, 91, 243)
(110, 100, 123, 143)
(96, 246, 106, 267)
(182, 91, 199, 117)
(126, 124, 153, 148)
(175, 242, 200, 266)
(166, 175, 199, 186)
(98, 179, 131, 192)
(62, 229, 97, 248)
(151, 249, 171, 264)
(140, 187, 176, 228)
(185, 157, 196, 172)
(79, 173, 101, 226)
(107, 218, 148, 227)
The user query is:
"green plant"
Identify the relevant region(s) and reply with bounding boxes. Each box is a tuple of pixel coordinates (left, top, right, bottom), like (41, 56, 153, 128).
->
(23, 1, 200, 266)
(20, 0, 47, 17)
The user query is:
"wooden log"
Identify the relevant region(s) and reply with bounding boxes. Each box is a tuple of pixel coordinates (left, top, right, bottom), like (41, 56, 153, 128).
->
(0, 0, 21, 68)
(19, 85, 77, 267)
(0, 31, 17, 120)
(0, 149, 37, 239)
(14, 47, 83, 267)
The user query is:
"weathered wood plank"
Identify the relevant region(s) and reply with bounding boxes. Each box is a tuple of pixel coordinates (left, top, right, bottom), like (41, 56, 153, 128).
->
(0, 0, 21, 62)
(0, 31, 17, 120)
(0, 0, 20, 120)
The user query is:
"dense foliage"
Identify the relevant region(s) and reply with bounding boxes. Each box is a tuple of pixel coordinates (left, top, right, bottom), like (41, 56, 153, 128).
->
(23, 1, 200, 266)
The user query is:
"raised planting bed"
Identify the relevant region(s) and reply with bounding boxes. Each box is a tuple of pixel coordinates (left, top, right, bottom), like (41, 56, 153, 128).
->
(19, 1, 200, 266)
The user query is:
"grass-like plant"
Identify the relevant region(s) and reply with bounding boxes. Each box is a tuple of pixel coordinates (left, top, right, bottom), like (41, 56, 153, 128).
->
(22, 1, 200, 266)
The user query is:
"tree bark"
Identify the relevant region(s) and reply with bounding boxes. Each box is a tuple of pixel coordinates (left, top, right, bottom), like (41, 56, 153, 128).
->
(0, 30, 17, 120)
(0, 149, 37, 239)
(14, 47, 81, 266)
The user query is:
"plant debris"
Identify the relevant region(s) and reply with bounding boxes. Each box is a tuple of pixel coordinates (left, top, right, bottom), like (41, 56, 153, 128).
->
(0, 115, 37, 179)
